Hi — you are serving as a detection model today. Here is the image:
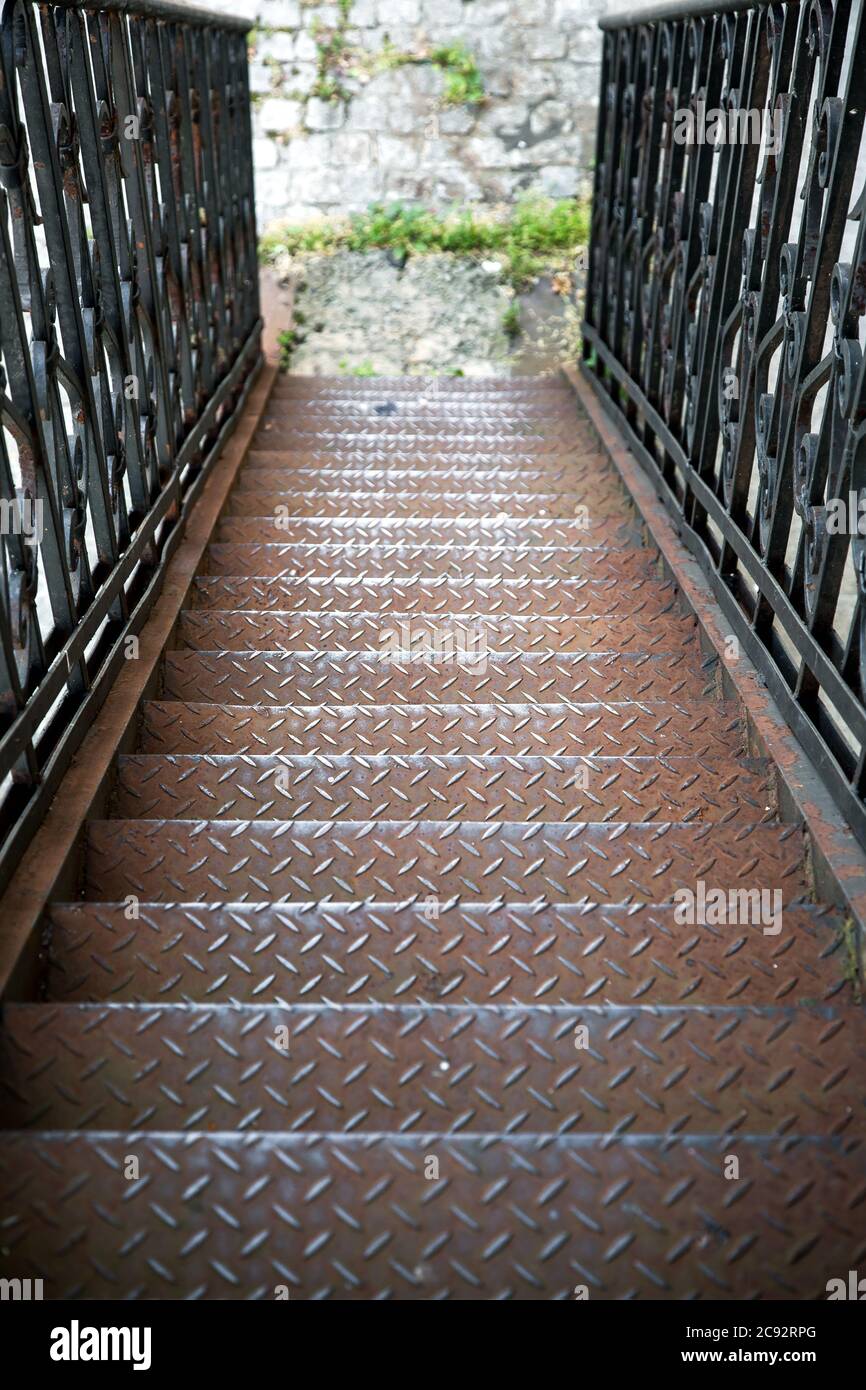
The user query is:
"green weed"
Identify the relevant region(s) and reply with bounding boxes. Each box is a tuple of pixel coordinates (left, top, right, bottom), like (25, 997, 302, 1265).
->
(260, 196, 591, 291)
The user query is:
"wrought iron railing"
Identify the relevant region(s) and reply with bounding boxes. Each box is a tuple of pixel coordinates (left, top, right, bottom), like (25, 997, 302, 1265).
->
(582, 0, 866, 847)
(0, 0, 260, 890)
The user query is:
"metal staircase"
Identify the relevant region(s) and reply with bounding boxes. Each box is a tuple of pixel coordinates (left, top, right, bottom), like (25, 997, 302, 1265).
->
(1, 374, 863, 1300)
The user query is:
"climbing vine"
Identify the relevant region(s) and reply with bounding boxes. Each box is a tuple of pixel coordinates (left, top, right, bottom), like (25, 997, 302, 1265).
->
(310, 0, 354, 102)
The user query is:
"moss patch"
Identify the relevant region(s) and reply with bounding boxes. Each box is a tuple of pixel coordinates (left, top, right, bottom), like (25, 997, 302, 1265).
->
(260, 196, 590, 291)
(431, 44, 485, 107)
(839, 917, 863, 1004)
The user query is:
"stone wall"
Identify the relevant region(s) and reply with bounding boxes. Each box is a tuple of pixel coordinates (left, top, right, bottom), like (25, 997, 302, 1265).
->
(202, 0, 610, 228)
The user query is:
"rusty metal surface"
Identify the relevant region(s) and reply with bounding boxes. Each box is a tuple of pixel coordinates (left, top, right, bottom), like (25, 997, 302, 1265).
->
(176, 611, 698, 654)
(264, 408, 582, 427)
(234, 467, 614, 495)
(248, 444, 594, 464)
(161, 651, 718, 704)
(270, 376, 568, 393)
(83, 818, 807, 903)
(112, 752, 771, 823)
(6, 1132, 865, 1299)
(2, 1000, 863, 1135)
(205, 541, 649, 580)
(217, 518, 639, 548)
(190, 574, 679, 616)
(226, 490, 628, 519)
(252, 439, 579, 462)
(254, 421, 577, 446)
(4, 375, 866, 1303)
(139, 701, 747, 757)
(262, 399, 577, 418)
(191, 560, 666, 608)
(264, 400, 573, 417)
(45, 901, 847, 1006)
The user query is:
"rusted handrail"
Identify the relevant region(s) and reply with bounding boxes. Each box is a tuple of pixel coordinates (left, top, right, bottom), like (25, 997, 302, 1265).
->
(582, 0, 866, 847)
(0, 0, 261, 890)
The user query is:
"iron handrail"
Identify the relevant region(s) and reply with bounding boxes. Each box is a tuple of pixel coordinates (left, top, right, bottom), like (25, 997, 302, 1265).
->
(47, 0, 255, 30)
(581, 0, 866, 847)
(599, 0, 792, 31)
(0, 0, 261, 890)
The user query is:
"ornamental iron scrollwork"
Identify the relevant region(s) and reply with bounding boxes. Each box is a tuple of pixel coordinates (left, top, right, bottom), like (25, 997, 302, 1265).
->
(0, 0, 260, 887)
(582, 0, 866, 844)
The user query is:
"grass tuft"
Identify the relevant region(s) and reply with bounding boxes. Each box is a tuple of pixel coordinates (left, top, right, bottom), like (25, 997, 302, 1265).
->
(259, 196, 591, 290)
(431, 43, 485, 107)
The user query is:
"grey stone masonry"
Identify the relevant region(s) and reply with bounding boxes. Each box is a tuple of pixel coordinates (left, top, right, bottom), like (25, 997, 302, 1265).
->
(190, 0, 619, 227)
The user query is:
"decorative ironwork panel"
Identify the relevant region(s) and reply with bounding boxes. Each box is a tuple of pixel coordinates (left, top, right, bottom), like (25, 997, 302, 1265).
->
(0, 0, 261, 888)
(582, 0, 866, 846)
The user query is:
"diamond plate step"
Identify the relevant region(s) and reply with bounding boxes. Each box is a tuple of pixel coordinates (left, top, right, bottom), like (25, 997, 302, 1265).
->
(205, 541, 650, 580)
(231, 471, 617, 500)
(249, 438, 589, 461)
(237, 464, 614, 492)
(44, 901, 846, 1006)
(0, 1001, 861, 1134)
(175, 611, 698, 655)
(265, 408, 582, 427)
(83, 818, 806, 904)
(189, 575, 680, 617)
(140, 702, 746, 758)
(112, 752, 772, 823)
(7, 1132, 862, 1300)
(268, 403, 572, 417)
(161, 651, 718, 704)
(224, 491, 627, 520)
(268, 382, 573, 400)
(271, 388, 573, 400)
(247, 449, 607, 471)
(190, 560, 666, 608)
(215, 518, 639, 547)
(254, 419, 577, 443)
(272, 375, 568, 392)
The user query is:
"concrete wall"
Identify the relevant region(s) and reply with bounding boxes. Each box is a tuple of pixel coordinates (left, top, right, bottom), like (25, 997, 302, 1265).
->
(201, 0, 612, 228)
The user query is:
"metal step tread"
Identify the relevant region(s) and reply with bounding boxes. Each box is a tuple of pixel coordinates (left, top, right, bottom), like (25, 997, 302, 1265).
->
(226, 480, 625, 508)
(44, 901, 847, 1006)
(204, 541, 650, 582)
(233, 466, 614, 490)
(264, 405, 583, 422)
(215, 518, 639, 546)
(189, 574, 680, 616)
(5, 1131, 861, 1300)
(161, 650, 718, 704)
(247, 444, 599, 463)
(272, 373, 569, 388)
(192, 552, 664, 598)
(139, 701, 746, 757)
(1, 1000, 862, 1135)
(83, 817, 807, 904)
(174, 610, 697, 654)
(111, 751, 772, 823)
(254, 418, 579, 439)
